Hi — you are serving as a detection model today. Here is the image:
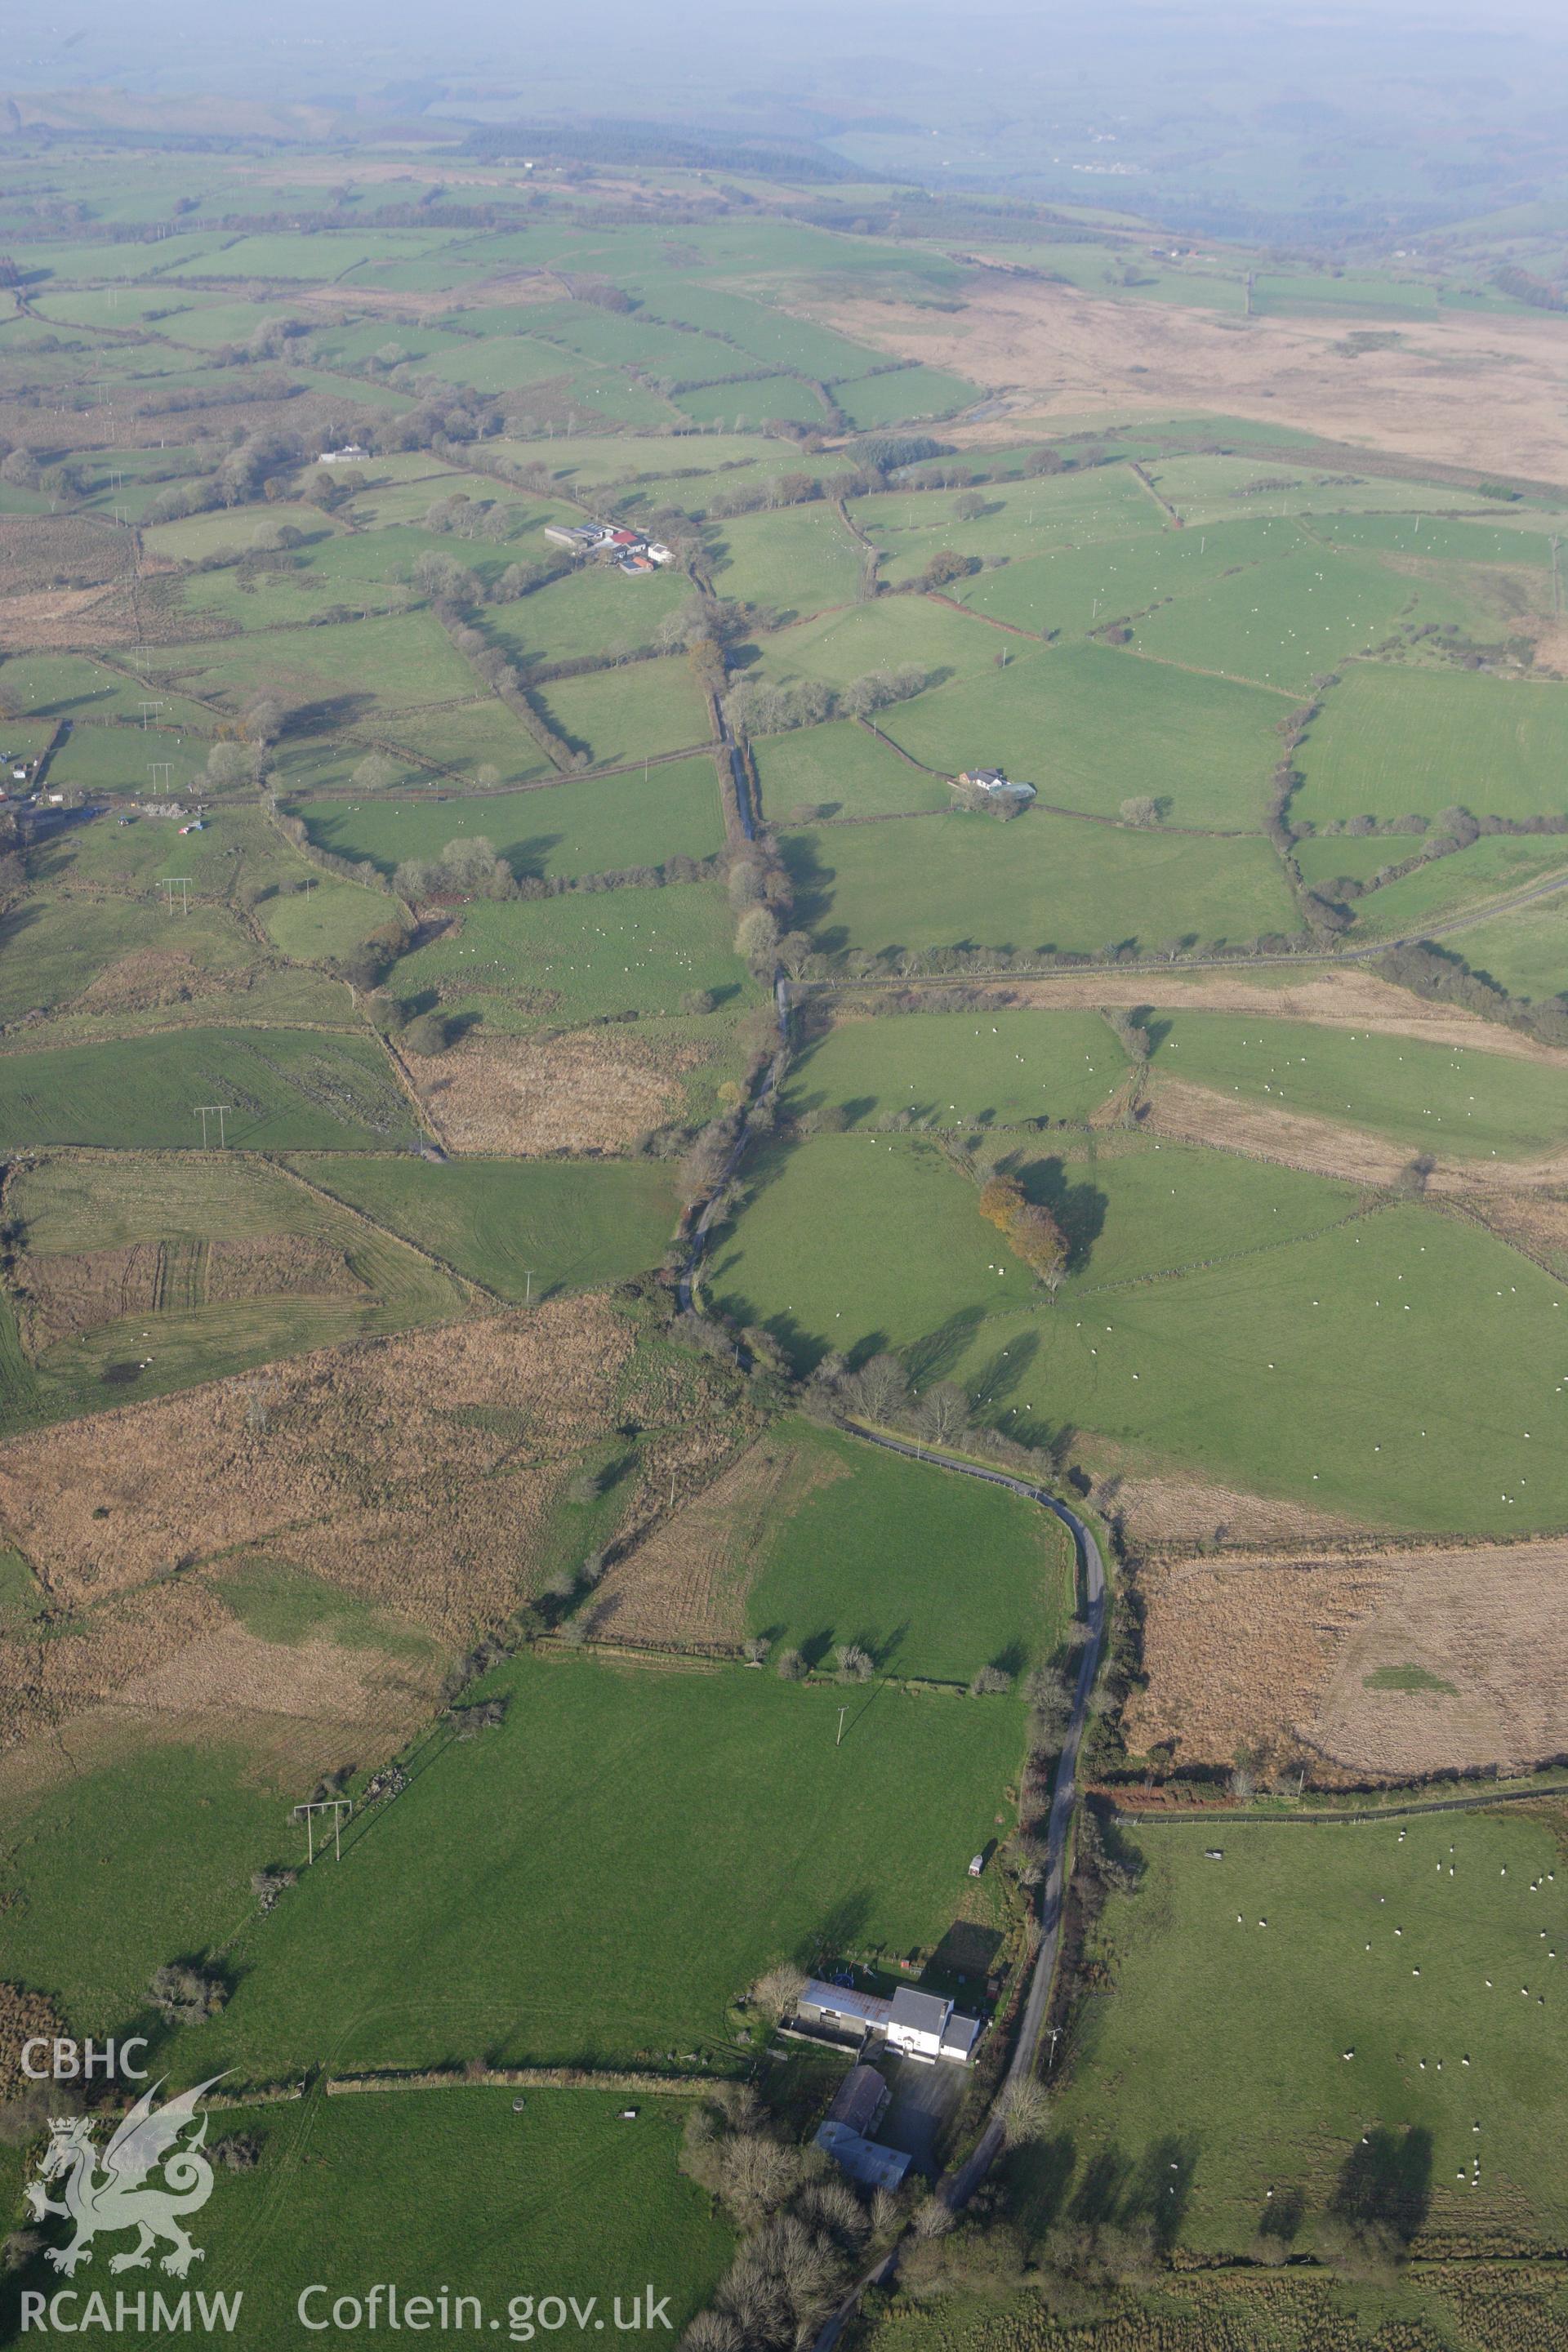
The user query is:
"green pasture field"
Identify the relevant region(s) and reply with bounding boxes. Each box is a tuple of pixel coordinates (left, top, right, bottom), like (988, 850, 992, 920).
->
(0, 1548, 42, 1630)
(258, 878, 399, 962)
(47, 719, 210, 796)
(303, 757, 724, 883)
(413, 334, 577, 394)
(1297, 666, 1568, 826)
(142, 608, 482, 716)
(643, 284, 884, 381)
(711, 1137, 1568, 1529)
(1045, 1809, 1568, 2255)
(1333, 835, 1568, 940)
(531, 658, 711, 770)
(491, 433, 768, 488)
(672, 374, 826, 428)
(1457, 897, 1568, 1003)
(831, 365, 980, 428)
(784, 807, 1299, 959)
(1315, 511, 1559, 566)
(0, 480, 56, 518)
(394, 883, 758, 1029)
(7, 233, 239, 283)
(176, 565, 412, 636)
(140, 502, 332, 563)
(521, 299, 739, 381)
(299, 1156, 679, 1300)
(4, 2087, 734, 2350)
(180, 1648, 1024, 2078)
(7, 1150, 466, 1425)
(0, 1026, 416, 1152)
(31, 287, 236, 330)
(321, 696, 555, 789)
(1150, 1012, 1568, 1158)
(742, 1414, 1074, 1684)
(951, 514, 1308, 636)
(706, 503, 866, 616)
(0, 893, 252, 1024)
(1129, 546, 1464, 695)
(302, 319, 479, 369)
(1138, 454, 1500, 527)
(488, 561, 689, 667)
(753, 594, 1003, 691)
(782, 1007, 1131, 1128)
(294, 521, 544, 593)
(755, 722, 952, 820)
(1295, 832, 1448, 890)
(713, 1135, 1355, 1360)
(559, 372, 684, 430)
(0, 650, 212, 731)
(0, 718, 58, 767)
(1251, 269, 1439, 316)
(36, 802, 319, 901)
(850, 470, 1162, 588)
(0, 1729, 303, 2039)
(878, 644, 1286, 830)
(191, 229, 461, 279)
(338, 472, 544, 532)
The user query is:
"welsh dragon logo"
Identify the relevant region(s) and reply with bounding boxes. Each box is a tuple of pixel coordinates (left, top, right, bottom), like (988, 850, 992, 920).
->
(25, 2078, 223, 2278)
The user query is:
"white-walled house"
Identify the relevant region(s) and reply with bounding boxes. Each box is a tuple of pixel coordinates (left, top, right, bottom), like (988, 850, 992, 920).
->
(793, 1978, 982, 2065)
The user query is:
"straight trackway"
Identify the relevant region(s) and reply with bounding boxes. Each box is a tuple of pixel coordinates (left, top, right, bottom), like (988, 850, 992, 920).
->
(813, 1428, 1107, 2346)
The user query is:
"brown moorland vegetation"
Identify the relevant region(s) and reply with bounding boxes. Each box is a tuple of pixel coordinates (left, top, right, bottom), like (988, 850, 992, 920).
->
(588, 1430, 846, 1651)
(408, 1026, 719, 1156)
(813, 274, 1568, 484)
(1127, 1537, 1568, 1780)
(0, 1302, 633, 1628)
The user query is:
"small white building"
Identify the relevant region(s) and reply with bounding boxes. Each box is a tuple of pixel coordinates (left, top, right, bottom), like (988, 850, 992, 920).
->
(317, 443, 368, 465)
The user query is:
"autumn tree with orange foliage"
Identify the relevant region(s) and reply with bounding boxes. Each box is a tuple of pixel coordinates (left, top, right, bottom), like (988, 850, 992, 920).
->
(978, 1175, 1069, 1292)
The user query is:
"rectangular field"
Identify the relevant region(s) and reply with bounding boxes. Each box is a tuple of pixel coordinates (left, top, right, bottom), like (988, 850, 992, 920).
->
(784, 808, 1303, 958)
(1297, 666, 1568, 826)
(0, 1027, 416, 1152)
(1046, 1809, 1568, 2254)
(185, 1649, 1025, 2076)
(878, 644, 1285, 831)
(1150, 1012, 1568, 1159)
(301, 758, 724, 883)
(298, 1156, 679, 1299)
(782, 1006, 1132, 1127)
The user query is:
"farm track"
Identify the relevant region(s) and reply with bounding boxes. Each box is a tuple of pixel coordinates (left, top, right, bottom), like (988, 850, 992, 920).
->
(1113, 1780, 1568, 1830)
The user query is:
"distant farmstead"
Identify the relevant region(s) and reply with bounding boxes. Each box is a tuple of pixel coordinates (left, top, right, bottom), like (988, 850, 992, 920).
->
(544, 521, 675, 574)
(317, 443, 369, 465)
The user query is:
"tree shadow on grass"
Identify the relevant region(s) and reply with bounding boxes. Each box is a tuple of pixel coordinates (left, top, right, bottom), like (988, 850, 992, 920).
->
(500, 831, 564, 880)
(1013, 1156, 1108, 1272)
(904, 1306, 989, 1392)
(1332, 2123, 1432, 2245)
(793, 1891, 873, 1976)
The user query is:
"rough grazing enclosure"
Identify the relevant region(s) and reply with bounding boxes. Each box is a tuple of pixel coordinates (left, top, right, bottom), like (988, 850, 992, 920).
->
(408, 1026, 715, 1156)
(0, 1302, 633, 1633)
(1128, 1538, 1568, 1780)
(588, 1429, 842, 1652)
(15, 1232, 362, 1352)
